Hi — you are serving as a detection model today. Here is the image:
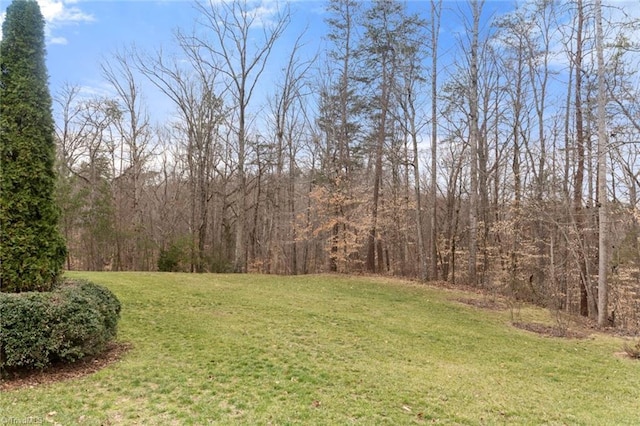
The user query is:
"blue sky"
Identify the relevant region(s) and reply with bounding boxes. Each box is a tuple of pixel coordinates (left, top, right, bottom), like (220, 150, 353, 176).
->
(0, 1, 517, 119)
(2, 0, 638, 126)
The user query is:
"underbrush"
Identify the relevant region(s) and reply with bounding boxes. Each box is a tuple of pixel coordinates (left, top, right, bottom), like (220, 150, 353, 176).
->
(623, 339, 640, 359)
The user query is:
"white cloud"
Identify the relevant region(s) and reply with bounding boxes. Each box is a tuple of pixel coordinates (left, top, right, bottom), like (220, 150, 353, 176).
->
(240, 0, 283, 29)
(78, 82, 115, 99)
(39, 0, 94, 45)
(38, 0, 94, 25)
(50, 36, 68, 45)
(0, 0, 93, 43)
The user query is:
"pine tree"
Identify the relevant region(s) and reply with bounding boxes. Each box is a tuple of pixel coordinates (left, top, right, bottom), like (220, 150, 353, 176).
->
(0, 0, 67, 292)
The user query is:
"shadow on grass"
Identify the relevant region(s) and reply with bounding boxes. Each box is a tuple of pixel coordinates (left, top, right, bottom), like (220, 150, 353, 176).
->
(512, 322, 588, 339)
(1, 342, 132, 391)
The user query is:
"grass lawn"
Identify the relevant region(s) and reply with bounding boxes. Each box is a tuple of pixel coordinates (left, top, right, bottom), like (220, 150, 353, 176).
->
(2, 272, 639, 425)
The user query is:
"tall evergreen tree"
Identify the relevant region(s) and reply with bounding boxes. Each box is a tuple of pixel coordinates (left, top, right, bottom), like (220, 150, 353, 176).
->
(0, 0, 67, 292)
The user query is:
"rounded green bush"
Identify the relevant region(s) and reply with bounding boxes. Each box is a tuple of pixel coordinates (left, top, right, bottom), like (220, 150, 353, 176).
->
(0, 279, 121, 373)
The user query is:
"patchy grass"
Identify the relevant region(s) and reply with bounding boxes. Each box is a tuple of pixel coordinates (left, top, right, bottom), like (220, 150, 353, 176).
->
(624, 339, 640, 359)
(2, 272, 639, 424)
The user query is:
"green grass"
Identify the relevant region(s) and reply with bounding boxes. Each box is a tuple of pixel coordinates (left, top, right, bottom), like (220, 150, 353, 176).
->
(2, 273, 639, 425)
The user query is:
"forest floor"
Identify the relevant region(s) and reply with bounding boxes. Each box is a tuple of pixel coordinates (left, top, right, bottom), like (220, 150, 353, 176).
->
(2, 272, 639, 424)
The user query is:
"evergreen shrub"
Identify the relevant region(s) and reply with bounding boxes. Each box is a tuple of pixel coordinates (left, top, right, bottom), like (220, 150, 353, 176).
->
(158, 245, 182, 272)
(0, 280, 121, 372)
(0, 0, 67, 292)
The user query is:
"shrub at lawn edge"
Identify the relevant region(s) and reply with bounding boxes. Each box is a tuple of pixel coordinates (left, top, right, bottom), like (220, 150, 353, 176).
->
(0, 279, 121, 374)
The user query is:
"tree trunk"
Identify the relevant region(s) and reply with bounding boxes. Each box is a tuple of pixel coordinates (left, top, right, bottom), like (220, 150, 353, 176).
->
(429, 0, 442, 281)
(467, 0, 481, 286)
(573, 0, 589, 317)
(595, 0, 609, 327)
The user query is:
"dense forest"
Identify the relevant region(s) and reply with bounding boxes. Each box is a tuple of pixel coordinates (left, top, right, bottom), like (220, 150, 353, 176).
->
(52, 0, 639, 330)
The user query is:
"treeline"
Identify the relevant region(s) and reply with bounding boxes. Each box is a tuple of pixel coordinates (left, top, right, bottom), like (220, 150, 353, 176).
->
(54, 0, 640, 329)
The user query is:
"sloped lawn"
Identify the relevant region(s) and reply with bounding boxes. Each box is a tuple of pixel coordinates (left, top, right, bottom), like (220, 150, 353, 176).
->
(2, 272, 639, 424)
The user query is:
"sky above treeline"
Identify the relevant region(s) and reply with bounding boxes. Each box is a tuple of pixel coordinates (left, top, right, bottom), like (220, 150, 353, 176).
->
(1, 0, 639, 126)
(0, 0, 516, 120)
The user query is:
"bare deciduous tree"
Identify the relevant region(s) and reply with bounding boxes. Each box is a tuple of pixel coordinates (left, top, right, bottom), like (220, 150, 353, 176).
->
(137, 41, 224, 272)
(190, 0, 290, 272)
(101, 50, 153, 270)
